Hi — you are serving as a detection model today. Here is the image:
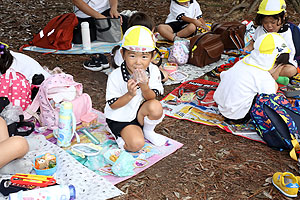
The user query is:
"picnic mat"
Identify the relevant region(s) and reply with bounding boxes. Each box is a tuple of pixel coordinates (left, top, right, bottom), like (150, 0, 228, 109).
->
(8, 134, 123, 200)
(33, 109, 183, 185)
(22, 41, 121, 54)
(160, 78, 265, 143)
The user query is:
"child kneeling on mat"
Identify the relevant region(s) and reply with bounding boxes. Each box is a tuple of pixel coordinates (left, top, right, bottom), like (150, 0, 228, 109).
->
(104, 25, 166, 152)
(214, 32, 291, 123)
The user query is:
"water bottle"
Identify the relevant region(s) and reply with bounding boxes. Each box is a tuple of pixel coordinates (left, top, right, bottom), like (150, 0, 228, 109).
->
(57, 102, 78, 147)
(9, 184, 76, 200)
(81, 22, 91, 50)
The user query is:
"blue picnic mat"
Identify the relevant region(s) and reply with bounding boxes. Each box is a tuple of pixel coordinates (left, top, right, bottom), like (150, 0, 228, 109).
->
(23, 41, 121, 54)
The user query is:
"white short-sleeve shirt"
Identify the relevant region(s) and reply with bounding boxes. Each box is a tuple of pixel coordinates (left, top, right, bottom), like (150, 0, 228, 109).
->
(253, 25, 297, 67)
(213, 60, 276, 119)
(104, 63, 164, 122)
(165, 0, 202, 23)
(8, 51, 50, 83)
(74, 0, 110, 18)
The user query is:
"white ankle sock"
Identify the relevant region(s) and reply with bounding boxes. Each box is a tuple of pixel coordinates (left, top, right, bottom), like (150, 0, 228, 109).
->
(143, 115, 166, 146)
(116, 137, 125, 150)
(0, 158, 32, 175)
(106, 125, 125, 150)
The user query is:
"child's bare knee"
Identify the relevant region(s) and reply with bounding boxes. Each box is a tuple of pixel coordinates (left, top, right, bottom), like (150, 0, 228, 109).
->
(147, 100, 163, 117)
(188, 24, 197, 32)
(125, 139, 145, 152)
(13, 136, 29, 155)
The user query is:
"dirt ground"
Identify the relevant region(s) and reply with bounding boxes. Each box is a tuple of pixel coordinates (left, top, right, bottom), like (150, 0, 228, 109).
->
(1, 0, 300, 199)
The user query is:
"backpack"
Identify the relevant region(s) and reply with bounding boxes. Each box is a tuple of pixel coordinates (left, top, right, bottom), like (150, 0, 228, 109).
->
(0, 68, 32, 111)
(250, 93, 300, 161)
(188, 32, 224, 67)
(211, 21, 246, 50)
(26, 13, 78, 50)
(168, 39, 190, 65)
(289, 22, 300, 66)
(24, 73, 92, 130)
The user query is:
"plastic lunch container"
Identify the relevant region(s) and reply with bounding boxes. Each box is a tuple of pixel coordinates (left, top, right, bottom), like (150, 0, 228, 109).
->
(163, 63, 178, 74)
(33, 153, 57, 176)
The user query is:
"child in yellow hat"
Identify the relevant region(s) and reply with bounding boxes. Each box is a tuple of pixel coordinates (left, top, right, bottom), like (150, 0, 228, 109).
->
(214, 33, 290, 123)
(157, 0, 209, 41)
(243, 0, 297, 82)
(104, 25, 166, 152)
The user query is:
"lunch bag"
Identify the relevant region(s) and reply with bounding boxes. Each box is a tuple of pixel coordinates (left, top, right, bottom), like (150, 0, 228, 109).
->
(168, 39, 190, 65)
(95, 18, 122, 43)
(188, 32, 224, 67)
(250, 93, 300, 161)
(24, 73, 92, 130)
(211, 21, 246, 50)
(0, 68, 32, 111)
(24, 13, 78, 50)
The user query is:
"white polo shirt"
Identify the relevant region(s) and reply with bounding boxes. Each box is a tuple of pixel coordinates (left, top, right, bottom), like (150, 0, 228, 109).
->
(74, 0, 110, 18)
(165, 0, 202, 23)
(8, 51, 50, 83)
(213, 60, 276, 120)
(104, 62, 164, 122)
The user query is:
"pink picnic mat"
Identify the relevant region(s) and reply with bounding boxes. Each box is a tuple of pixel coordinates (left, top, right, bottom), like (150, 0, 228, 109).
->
(33, 109, 183, 185)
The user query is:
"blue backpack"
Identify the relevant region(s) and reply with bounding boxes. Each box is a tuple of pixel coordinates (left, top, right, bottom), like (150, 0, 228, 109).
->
(250, 93, 300, 161)
(289, 22, 300, 66)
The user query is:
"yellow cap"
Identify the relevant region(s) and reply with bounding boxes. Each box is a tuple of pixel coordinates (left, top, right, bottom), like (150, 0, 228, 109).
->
(177, 0, 190, 2)
(243, 33, 290, 71)
(257, 0, 286, 15)
(121, 25, 155, 52)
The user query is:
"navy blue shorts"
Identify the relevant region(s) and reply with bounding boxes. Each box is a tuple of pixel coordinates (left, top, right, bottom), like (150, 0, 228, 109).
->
(167, 21, 189, 33)
(106, 118, 142, 138)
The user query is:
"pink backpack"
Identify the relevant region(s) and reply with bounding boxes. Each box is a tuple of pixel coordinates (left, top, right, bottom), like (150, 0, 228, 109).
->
(0, 68, 31, 111)
(24, 73, 92, 130)
(168, 39, 190, 65)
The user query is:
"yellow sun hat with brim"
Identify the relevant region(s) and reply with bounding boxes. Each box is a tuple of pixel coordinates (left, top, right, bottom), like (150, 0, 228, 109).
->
(121, 25, 155, 52)
(176, 0, 190, 3)
(257, 0, 286, 15)
(243, 32, 290, 71)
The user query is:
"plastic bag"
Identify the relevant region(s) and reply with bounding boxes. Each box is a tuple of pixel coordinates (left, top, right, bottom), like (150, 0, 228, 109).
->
(0, 103, 23, 125)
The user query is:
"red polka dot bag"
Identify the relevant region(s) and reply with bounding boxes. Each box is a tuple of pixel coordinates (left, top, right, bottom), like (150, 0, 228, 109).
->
(0, 68, 31, 111)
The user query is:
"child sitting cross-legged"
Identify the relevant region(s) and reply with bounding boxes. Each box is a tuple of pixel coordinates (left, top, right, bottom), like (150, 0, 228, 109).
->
(214, 33, 291, 123)
(157, 0, 209, 41)
(242, 0, 297, 84)
(104, 25, 167, 152)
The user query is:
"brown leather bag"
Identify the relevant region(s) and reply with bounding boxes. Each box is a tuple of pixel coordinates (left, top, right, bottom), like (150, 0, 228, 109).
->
(188, 32, 224, 67)
(211, 21, 246, 50)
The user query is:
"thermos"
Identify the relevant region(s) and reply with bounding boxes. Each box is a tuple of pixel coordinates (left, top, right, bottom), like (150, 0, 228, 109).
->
(81, 22, 91, 50)
(9, 184, 76, 200)
(57, 102, 78, 147)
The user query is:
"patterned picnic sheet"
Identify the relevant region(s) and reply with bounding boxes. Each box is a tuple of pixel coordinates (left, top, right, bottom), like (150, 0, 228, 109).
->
(33, 109, 183, 185)
(160, 78, 265, 143)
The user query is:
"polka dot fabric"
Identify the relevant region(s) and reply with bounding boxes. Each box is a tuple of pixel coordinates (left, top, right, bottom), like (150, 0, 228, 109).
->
(26, 135, 124, 200)
(0, 68, 31, 111)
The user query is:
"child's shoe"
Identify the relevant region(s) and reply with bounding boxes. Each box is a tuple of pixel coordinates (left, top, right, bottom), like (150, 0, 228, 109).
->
(83, 54, 109, 71)
(272, 172, 299, 198)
